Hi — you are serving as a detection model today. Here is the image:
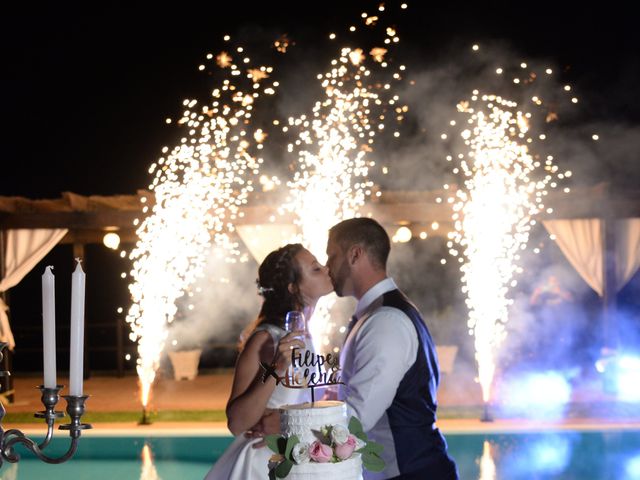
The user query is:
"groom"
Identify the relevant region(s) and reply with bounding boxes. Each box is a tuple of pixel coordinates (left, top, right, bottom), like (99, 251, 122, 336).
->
(326, 217, 458, 480)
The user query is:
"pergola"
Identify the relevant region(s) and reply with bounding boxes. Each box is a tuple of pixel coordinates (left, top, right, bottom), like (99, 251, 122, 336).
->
(0, 184, 638, 388)
(2, 184, 638, 236)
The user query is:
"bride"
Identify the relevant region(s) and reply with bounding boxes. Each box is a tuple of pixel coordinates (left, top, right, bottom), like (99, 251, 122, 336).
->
(204, 243, 333, 479)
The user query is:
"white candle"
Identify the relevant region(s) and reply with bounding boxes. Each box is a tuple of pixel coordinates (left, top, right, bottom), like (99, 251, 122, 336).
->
(42, 266, 57, 389)
(69, 259, 86, 396)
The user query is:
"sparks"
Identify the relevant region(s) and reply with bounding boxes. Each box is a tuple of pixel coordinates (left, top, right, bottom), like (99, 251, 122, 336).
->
(282, 16, 405, 351)
(450, 92, 557, 403)
(127, 42, 279, 409)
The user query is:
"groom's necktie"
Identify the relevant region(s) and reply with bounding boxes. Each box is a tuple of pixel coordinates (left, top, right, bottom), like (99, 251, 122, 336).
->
(344, 314, 358, 344)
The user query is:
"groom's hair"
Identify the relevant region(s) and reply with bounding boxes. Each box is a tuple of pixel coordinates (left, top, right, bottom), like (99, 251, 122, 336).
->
(329, 218, 390, 269)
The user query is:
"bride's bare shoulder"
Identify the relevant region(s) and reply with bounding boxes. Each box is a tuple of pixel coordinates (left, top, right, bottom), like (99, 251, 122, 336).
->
(241, 329, 276, 359)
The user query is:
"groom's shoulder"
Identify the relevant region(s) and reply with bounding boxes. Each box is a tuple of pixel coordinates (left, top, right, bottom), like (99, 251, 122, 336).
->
(365, 305, 415, 334)
(357, 306, 418, 348)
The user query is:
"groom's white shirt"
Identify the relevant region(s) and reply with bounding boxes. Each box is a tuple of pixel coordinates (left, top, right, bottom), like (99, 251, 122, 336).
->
(340, 277, 418, 480)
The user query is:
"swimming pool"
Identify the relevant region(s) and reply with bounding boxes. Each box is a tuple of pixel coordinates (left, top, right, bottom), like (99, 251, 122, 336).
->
(1, 429, 639, 479)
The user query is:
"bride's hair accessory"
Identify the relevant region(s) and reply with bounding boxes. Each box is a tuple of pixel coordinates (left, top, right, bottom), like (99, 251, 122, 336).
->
(256, 245, 303, 297)
(256, 279, 275, 296)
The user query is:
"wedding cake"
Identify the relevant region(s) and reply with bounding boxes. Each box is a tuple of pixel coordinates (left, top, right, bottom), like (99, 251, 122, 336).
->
(276, 400, 363, 480)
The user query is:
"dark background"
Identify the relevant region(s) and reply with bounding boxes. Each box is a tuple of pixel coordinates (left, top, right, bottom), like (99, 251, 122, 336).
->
(3, 1, 638, 197)
(1, 1, 638, 375)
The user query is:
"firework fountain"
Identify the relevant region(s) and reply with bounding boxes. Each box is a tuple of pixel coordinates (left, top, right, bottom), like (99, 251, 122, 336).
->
(281, 5, 407, 351)
(126, 40, 279, 421)
(447, 61, 573, 418)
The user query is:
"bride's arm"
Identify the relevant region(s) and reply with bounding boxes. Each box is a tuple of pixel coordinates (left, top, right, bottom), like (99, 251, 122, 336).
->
(225, 331, 274, 435)
(225, 330, 303, 435)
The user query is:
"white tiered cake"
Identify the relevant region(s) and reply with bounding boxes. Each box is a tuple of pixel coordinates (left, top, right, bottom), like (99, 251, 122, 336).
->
(279, 400, 363, 480)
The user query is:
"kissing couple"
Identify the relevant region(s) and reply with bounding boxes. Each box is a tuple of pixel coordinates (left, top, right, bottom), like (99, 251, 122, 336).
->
(205, 217, 458, 480)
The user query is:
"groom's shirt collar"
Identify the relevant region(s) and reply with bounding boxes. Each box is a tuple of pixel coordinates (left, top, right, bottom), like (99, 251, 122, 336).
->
(355, 277, 397, 319)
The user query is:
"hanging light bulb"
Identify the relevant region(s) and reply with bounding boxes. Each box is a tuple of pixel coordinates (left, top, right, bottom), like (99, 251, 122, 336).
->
(393, 226, 412, 243)
(103, 232, 121, 250)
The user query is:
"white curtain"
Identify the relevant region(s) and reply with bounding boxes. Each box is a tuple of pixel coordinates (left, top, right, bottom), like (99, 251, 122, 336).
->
(543, 219, 604, 295)
(616, 218, 640, 288)
(0, 228, 68, 349)
(543, 218, 640, 297)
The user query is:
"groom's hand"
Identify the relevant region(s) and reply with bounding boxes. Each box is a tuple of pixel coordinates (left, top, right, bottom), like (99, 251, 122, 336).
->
(245, 409, 281, 448)
(323, 386, 339, 400)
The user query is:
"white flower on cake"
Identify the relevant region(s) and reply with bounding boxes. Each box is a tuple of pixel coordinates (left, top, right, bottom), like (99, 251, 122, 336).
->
(291, 443, 310, 465)
(330, 424, 349, 444)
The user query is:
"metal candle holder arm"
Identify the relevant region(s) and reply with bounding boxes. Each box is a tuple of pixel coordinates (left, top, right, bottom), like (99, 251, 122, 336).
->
(0, 342, 92, 465)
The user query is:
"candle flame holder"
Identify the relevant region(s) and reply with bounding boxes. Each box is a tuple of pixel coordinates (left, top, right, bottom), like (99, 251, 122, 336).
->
(0, 342, 92, 465)
(138, 406, 152, 426)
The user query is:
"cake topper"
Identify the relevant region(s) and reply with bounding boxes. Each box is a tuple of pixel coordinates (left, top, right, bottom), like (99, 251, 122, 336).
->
(260, 347, 344, 403)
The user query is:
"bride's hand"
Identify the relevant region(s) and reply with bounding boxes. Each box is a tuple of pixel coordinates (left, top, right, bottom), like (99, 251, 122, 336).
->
(273, 331, 305, 373)
(245, 409, 281, 448)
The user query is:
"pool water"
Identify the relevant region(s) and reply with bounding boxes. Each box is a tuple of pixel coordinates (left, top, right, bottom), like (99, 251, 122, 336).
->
(1, 430, 639, 479)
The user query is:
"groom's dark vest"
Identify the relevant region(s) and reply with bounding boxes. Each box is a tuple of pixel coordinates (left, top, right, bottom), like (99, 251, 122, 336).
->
(381, 289, 458, 479)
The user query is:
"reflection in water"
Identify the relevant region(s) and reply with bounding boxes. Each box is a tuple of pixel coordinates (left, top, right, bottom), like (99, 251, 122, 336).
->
(499, 433, 572, 477)
(141, 443, 161, 480)
(478, 440, 496, 480)
(0, 463, 18, 480)
(527, 435, 571, 475)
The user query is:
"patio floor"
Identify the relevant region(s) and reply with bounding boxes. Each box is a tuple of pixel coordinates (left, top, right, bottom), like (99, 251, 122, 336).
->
(3, 366, 639, 434)
(4, 364, 485, 414)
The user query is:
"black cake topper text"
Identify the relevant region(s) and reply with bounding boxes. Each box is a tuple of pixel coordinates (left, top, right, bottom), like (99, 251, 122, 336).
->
(260, 348, 344, 402)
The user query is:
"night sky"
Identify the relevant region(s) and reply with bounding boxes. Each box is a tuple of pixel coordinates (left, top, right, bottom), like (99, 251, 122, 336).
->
(2, 1, 638, 198)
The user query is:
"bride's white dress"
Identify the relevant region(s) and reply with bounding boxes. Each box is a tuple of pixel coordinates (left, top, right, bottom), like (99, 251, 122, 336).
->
(204, 324, 307, 480)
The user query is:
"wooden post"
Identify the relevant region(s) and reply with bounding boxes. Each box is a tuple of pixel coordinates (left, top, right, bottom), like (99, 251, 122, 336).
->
(72, 242, 85, 266)
(116, 315, 124, 377)
(601, 217, 619, 352)
(0, 230, 15, 403)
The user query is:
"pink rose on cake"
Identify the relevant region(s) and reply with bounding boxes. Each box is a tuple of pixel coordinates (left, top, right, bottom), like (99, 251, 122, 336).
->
(308, 441, 333, 463)
(334, 434, 357, 460)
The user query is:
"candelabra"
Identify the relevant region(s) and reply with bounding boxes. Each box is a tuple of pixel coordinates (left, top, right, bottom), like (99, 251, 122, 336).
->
(0, 342, 92, 465)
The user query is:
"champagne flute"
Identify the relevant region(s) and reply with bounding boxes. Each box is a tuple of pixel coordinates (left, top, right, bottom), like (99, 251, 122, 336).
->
(284, 310, 306, 334)
(284, 311, 308, 389)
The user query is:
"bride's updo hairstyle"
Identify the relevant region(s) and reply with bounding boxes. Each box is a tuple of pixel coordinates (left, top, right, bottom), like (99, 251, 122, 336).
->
(238, 243, 305, 350)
